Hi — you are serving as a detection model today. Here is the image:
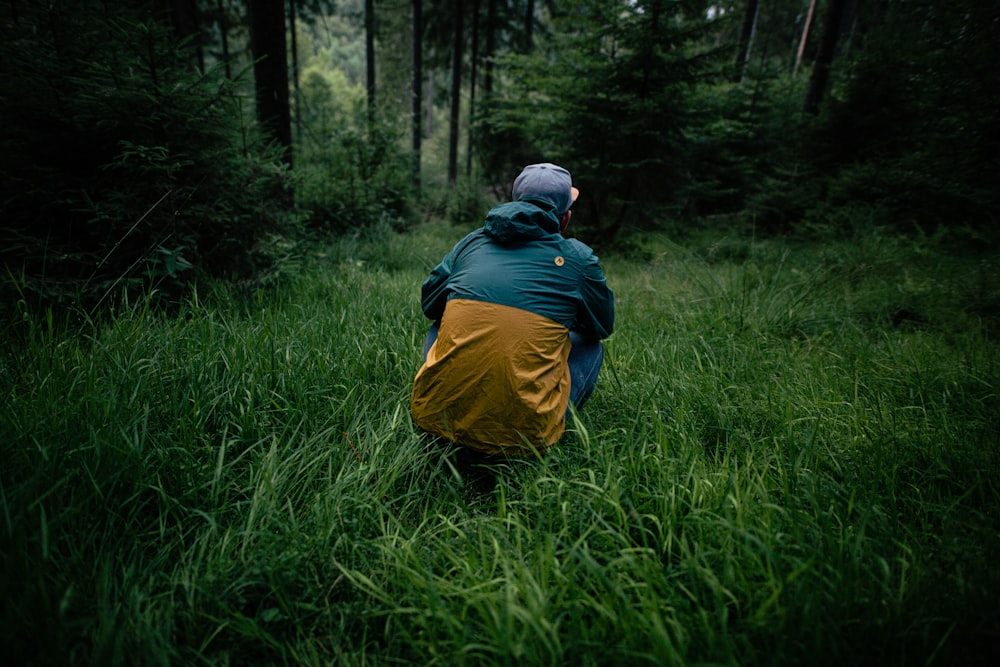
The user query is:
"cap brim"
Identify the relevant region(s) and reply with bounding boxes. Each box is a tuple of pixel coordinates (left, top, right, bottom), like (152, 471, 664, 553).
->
(571, 187, 580, 203)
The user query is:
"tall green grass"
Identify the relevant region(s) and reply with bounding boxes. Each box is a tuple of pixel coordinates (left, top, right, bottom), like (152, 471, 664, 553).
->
(2, 224, 997, 665)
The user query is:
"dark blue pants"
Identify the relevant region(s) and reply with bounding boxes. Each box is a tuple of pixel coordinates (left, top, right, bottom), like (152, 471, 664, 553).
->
(421, 323, 604, 410)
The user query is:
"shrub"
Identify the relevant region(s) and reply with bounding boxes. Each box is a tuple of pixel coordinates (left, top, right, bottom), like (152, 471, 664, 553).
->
(0, 2, 299, 311)
(293, 64, 417, 234)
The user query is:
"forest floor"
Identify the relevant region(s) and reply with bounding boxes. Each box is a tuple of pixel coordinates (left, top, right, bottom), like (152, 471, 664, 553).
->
(2, 222, 998, 665)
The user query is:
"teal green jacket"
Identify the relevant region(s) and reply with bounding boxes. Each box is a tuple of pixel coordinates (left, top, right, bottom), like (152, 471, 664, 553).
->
(421, 201, 615, 340)
(412, 201, 615, 454)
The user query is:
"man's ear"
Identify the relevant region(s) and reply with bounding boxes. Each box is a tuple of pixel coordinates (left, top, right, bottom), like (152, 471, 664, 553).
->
(560, 210, 572, 233)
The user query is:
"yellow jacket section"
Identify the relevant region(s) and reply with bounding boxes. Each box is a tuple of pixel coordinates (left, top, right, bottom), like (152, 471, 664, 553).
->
(410, 299, 571, 456)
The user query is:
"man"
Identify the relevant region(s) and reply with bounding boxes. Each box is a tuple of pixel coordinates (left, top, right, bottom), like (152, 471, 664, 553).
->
(410, 163, 615, 457)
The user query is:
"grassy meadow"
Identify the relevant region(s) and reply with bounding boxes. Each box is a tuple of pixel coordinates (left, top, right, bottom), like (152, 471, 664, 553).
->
(2, 223, 998, 666)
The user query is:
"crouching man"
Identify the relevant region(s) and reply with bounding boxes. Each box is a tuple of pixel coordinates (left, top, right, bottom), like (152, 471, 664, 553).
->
(411, 163, 615, 457)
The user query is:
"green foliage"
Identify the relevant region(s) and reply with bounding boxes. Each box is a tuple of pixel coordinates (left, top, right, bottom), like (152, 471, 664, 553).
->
(294, 51, 417, 233)
(295, 112, 417, 233)
(238, 0, 423, 237)
(679, 73, 802, 220)
(479, 0, 739, 242)
(473, 0, 999, 242)
(294, 3, 367, 86)
(757, 0, 1000, 234)
(2, 227, 998, 664)
(439, 176, 494, 227)
(0, 1, 300, 311)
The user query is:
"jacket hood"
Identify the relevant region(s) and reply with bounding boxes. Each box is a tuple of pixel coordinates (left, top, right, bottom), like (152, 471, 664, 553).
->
(483, 201, 560, 243)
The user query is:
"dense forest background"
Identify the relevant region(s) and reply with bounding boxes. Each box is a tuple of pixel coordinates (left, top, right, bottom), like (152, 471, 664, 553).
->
(3, 4, 999, 664)
(2, 0, 998, 310)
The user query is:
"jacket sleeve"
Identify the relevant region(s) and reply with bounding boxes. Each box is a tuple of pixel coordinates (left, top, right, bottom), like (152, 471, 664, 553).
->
(575, 250, 615, 340)
(420, 231, 479, 321)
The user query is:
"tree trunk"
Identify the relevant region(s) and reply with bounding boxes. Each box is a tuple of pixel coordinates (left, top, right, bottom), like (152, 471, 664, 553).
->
(804, 0, 848, 115)
(247, 0, 293, 167)
(365, 0, 376, 123)
(289, 0, 301, 143)
(794, 0, 819, 76)
(523, 0, 533, 52)
(484, 0, 496, 95)
(448, 0, 464, 184)
(216, 0, 231, 79)
(732, 0, 759, 82)
(426, 70, 434, 138)
(466, 0, 479, 177)
(412, 0, 422, 190)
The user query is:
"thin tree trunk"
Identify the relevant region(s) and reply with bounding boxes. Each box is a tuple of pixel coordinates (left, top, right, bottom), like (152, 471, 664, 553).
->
(289, 0, 301, 143)
(412, 0, 422, 190)
(365, 0, 376, 123)
(804, 0, 848, 114)
(523, 0, 533, 52)
(466, 0, 479, 177)
(247, 0, 293, 167)
(484, 0, 495, 95)
(733, 0, 759, 82)
(426, 70, 434, 137)
(448, 0, 464, 184)
(216, 0, 231, 79)
(794, 0, 818, 76)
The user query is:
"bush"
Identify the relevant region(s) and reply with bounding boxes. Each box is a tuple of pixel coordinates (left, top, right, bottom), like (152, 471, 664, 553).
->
(774, 0, 1000, 235)
(293, 65, 417, 234)
(0, 2, 300, 311)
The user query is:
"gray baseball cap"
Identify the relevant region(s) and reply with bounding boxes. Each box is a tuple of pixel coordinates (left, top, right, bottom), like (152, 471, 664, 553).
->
(512, 163, 580, 215)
